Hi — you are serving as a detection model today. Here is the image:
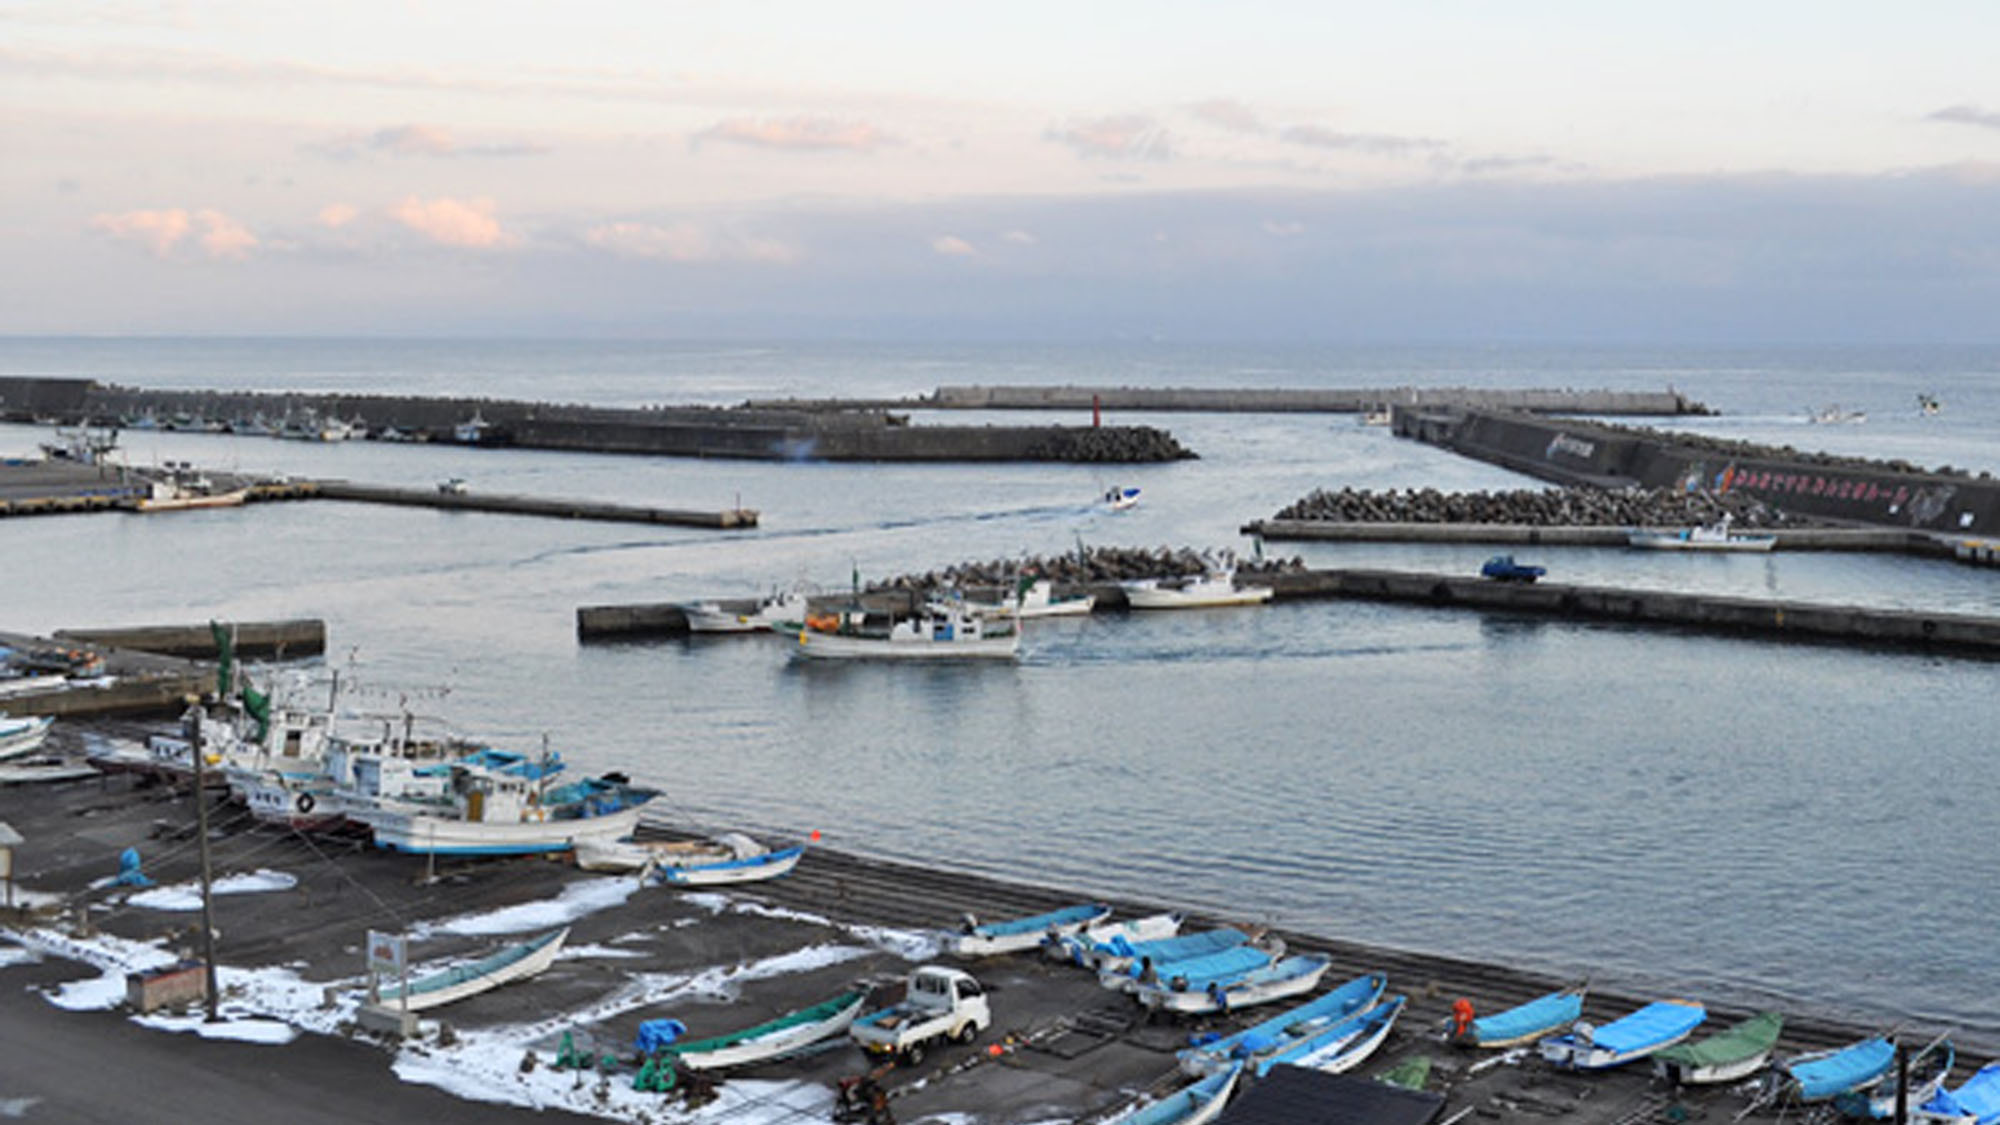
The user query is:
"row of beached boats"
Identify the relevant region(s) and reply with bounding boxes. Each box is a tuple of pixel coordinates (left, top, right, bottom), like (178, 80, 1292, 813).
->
(941, 901, 2000, 1125)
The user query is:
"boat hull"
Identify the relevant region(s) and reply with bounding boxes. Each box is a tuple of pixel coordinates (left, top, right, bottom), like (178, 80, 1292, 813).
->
(377, 927, 567, 1011)
(1138, 954, 1328, 1015)
(372, 804, 646, 855)
(950, 903, 1113, 957)
(1626, 530, 1776, 552)
(0, 717, 55, 762)
(654, 845, 805, 886)
(1254, 995, 1407, 1078)
(1111, 1063, 1239, 1125)
(791, 631, 1019, 660)
(672, 992, 868, 1071)
(1124, 578, 1274, 609)
(1539, 1000, 1706, 1070)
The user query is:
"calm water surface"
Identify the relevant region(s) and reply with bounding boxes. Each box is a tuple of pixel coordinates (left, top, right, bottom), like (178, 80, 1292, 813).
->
(1, 339, 1994, 1039)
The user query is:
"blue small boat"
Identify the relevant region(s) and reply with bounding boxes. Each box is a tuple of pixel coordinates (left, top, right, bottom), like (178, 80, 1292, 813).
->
(1137, 953, 1331, 1016)
(1480, 555, 1546, 583)
(1785, 1036, 1896, 1102)
(1178, 971, 1388, 1076)
(1110, 1061, 1242, 1125)
(949, 902, 1112, 957)
(1836, 1036, 1955, 1118)
(1253, 995, 1408, 1078)
(1919, 1061, 2000, 1125)
(1539, 999, 1705, 1070)
(1096, 928, 1251, 986)
(1138, 944, 1280, 994)
(1454, 983, 1586, 1048)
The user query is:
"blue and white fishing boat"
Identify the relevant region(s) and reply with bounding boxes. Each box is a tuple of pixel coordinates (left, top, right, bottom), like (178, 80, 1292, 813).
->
(1094, 928, 1253, 985)
(1107, 1062, 1241, 1125)
(575, 832, 806, 885)
(1253, 994, 1408, 1078)
(1837, 1036, 1955, 1119)
(1780, 1035, 1896, 1102)
(1539, 999, 1705, 1070)
(1138, 953, 1332, 1016)
(1453, 983, 1586, 1048)
(1045, 912, 1184, 964)
(1179, 971, 1387, 1077)
(0, 715, 55, 762)
(366, 755, 659, 855)
(1103, 486, 1142, 511)
(1916, 1061, 2000, 1125)
(950, 902, 1112, 957)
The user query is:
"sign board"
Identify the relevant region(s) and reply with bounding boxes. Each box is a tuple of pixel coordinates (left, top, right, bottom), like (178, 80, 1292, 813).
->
(366, 930, 407, 975)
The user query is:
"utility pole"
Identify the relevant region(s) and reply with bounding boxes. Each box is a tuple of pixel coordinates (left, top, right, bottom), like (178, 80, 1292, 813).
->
(191, 703, 220, 1022)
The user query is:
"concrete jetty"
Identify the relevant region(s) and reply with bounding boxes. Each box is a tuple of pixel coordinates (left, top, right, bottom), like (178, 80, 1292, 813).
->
(747, 383, 1713, 415)
(52, 618, 325, 660)
(1246, 518, 1957, 555)
(581, 566, 2000, 656)
(0, 619, 320, 718)
(309, 480, 760, 529)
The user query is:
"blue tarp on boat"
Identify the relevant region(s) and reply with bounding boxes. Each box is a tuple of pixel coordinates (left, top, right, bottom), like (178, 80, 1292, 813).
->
(1152, 945, 1273, 989)
(1471, 989, 1583, 1045)
(1789, 1037, 1894, 1100)
(1923, 1062, 2000, 1125)
(1108, 927, 1246, 967)
(1588, 1001, 1705, 1056)
(971, 902, 1107, 938)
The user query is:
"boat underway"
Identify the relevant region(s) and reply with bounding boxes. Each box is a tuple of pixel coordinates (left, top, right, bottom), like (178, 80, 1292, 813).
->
(1627, 518, 1776, 552)
(1103, 485, 1142, 511)
(792, 600, 1020, 661)
(1123, 572, 1274, 609)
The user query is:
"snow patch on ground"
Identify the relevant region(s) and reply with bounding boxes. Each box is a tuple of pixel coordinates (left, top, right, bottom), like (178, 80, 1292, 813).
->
(127, 869, 299, 911)
(679, 894, 940, 962)
(560, 944, 649, 961)
(4, 926, 179, 1010)
(133, 1013, 299, 1044)
(415, 877, 639, 938)
(0, 943, 41, 969)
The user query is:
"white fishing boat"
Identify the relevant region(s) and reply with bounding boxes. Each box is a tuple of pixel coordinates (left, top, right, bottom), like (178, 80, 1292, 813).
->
(1808, 404, 1867, 424)
(1123, 572, 1274, 609)
(792, 600, 1020, 661)
(374, 926, 568, 1011)
(682, 589, 811, 634)
(0, 759, 99, 785)
(0, 715, 55, 762)
(573, 831, 805, 885)
(661, 989, 870, 1072)
(1626, 518, 1777, 552)
(1104, 485, 1142, 511)
(366, 758, 657, 855)
(131, 465, 250, 513)
(1136, 952, 1331, 1015)
(974, 579, 1095, 619)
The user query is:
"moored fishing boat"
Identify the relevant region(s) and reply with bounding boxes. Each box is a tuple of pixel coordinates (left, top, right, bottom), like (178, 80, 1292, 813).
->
(682, 589, 812, 634)
(1137, 952, 1332, 1015)
(1106, 1061, 1241, 1125)
(792, 599, 1020, 661)
(659, 989, 869, 1072)
(1252, 994, 1408, 1078)
(1045, 911, 1184, 964)
(374, 926, 567, 1011)
(1178, 971, 1388, 1077)
(949, 902, 1112, 957)
(1653, 1010, 1784, 1085)
(1539, 999, 1705, 1070)
(1626, 517, 1776, 552)
(0, 715, 55, 762)
(1451, 982, 1586, 1048)
(1123, 572, 1274, 609)
(974, 578, 1095, 619)
(1094, 927, 1254, 986)
(366, 758, 659, 855)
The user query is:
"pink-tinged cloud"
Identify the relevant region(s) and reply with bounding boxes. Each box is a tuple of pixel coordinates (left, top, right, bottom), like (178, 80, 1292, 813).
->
(372, 124, 457, 156)
(196, 210, 256, 259)
(929, 235, 976, 257)
(695, 117, 892, 152)
(1187, 99, 1265, 134)
(318, 203, 359, 228)
(1045, 115, 1172, 161)
(390, 196, 513, 249)
(584, 221, 800, 264)
(90, 208, 191, 257)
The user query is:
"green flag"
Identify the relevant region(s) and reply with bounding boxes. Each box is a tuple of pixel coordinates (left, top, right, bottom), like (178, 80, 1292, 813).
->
(210, 620, 233, 697)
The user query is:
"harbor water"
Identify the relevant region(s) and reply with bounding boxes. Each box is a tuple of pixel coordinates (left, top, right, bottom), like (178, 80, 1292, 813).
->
(1, 338, 1996, 1040)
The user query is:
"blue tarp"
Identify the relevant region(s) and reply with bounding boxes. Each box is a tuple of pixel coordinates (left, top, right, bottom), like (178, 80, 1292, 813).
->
(1587, 1001, 1705, 1056)
(1107, 927, 1245, 967)
(1923, 1063, 2000, 1125)
(1151, 945, 1272, 989)
(1472, 989, 1583, 1045)
(972, 902, 1107, 938)
(1790, 1037, 1894, 1100)
(634, 1018, 687, 1055)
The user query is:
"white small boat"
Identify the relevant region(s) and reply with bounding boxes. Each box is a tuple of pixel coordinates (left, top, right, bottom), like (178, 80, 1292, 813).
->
(1123, 572, 1274, 609)
(0, 715, 55, 761)
(375, 926, 567, 1011)
(948, 902, 1112, 957)
(663, 989, 869, 1071)
(1808, 404, 1867, 424)
(792, 600, 1020, 661)
(1253, 994, 1407, 1077)
(1626, 517, 1776, 553)
(1106, 1062, 1241, 1125)
(1137, 952, 1331, 1015)
(0, 759, 97, 784)
(436, 477, 468, 496)
(1045, 911, 1184, 964)
(1104, 486, 1142, 511)
(1359, 408, 1393, 426)
(1652, 1010, 1784, 1085)
(574, 832, 804, 885)
(682, 589, 811, 634)
(975, 579, 1095, 619)
(132, 479, 250, 512)
(1539, 999, 1706, 1070)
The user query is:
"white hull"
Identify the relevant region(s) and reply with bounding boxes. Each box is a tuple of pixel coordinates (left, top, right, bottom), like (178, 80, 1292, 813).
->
(1626, 529, 1776, 552)
(372, 803, 645, 855)
(134, 488, 250, 512)
(379, 928, 567, 1011)
(1047, 912, 1183, 963)
(0, 761, 97, 784)
(0, 675, 67, 699)
(683, 605, 761, 633)
(1137, 957, 1328, 1014)
(654, 845, 804, 885)
(792, 630, 1019, 661)
(1292, 1001, 1402, 1074)
(1659, 1050, 1773, 1086)
(950, 904, 1113, 957)
(1541, 1026, 1699, 1070)
(675, 994, 867, 1071)
(1124, 576, 1273, 609)
(0, 717, 55, 761)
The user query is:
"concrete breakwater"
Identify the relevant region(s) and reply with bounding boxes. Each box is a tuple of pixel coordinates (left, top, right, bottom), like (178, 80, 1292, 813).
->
(1, 619, 323, 717)
(1264, 485, 1804, 530)
(309, 481, 760, 529)
(1403, 406, 2000, 535)
(746, 383, 1714, 415)
(0, 376, 1193, 463)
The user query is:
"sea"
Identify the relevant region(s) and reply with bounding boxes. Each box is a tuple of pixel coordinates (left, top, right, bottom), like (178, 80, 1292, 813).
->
(1, 337, 1996, 1042)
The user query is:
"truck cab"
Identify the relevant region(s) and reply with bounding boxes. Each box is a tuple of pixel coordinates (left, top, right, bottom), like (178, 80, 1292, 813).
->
(849, 967, 991, 1066)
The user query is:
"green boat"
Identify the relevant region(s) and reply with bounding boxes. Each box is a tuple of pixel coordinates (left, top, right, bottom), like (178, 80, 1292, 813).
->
(1654, 1011, 1785, 1085)
(664, 989, 869, 1072)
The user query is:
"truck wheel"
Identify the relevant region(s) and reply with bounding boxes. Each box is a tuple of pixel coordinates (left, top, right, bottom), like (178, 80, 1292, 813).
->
(901, 1042, 926, 1067)
(953, 1022, 978, 1046)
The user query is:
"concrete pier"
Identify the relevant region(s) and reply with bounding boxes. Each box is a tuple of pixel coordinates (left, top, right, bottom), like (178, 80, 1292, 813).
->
(1245, 518, 1958, 555)
(748, 384, 1712, 415)
(310, 480, 760, 529)
(52, 618, 325, 660)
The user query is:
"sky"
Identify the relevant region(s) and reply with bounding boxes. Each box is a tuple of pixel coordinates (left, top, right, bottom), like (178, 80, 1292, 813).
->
(7, 0, 2000, 341)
